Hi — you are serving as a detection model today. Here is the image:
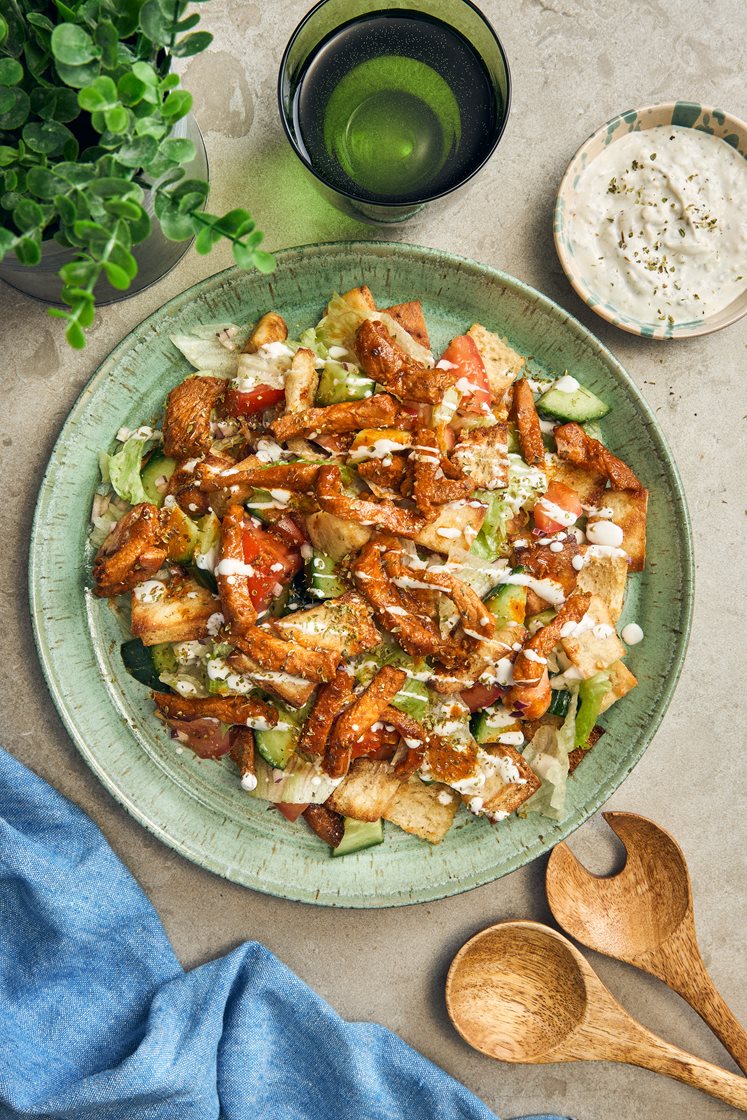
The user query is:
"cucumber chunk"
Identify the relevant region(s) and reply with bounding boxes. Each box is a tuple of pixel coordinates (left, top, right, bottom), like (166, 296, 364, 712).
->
(548, 689, 571, 718)
(471, 707, 517, 744)
(306, 549, 345, 600)
(536, 381, 609, 423)
(331, 817, 384, 857)
(255, 723, 300, 770)
(316, 361, 375, 406)
(141, 454, 177, 507)
(485, 580, 527, 625)
(163, 506, 200, 563)
(121, 639, 162, 690)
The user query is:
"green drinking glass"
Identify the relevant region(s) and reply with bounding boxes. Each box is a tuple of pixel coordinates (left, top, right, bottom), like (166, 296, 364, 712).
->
(278, 0, 511, 224)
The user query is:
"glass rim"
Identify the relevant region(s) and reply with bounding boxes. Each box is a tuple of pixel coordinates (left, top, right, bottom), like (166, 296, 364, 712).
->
(277, 0, 512, 209)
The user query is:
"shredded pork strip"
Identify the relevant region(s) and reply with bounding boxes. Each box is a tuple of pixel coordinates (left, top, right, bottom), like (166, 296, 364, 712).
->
(503, 589, 591, 719)
(216, 503, 257, 629)
(316, 465, 429, 538)
(324, 666, 407, 778)
(298, 668, 355, 756)
(232, 626, 341, 684)
(355, 319, 454, 404)
(152, 691, 277, 726)
(271, 393, 405, 441)
(554, 422, 643, 491)
(353, 541, 444, 657)
(92, 503, 167, 597)
(511, 378, 545, 468)
(163, 375, 228, 460)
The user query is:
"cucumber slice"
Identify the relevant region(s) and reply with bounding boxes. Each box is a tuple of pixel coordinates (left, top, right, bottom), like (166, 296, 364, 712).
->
(141, 454, 177, 507)
(472, 706, 517, 744)
(163, 506, 200, 563)
(193, 512, 220, 575)
(255, 723, 300, 770)
(536, 381, 610, 423)
(485, 580, 527, 625)
(548, 689, 571, 718)
(526, 608, 556, 635)
(152, 643, 178, 678)
(331, 817, 384, 857)
(316, 361, 375, 406)
(121, 639, 162, 690)
(390, 675, 430, 720)
(306, 549, 345, 600)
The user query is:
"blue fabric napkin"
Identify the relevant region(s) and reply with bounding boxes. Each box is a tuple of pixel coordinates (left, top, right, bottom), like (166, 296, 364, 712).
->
(0, 748, 569, 1120)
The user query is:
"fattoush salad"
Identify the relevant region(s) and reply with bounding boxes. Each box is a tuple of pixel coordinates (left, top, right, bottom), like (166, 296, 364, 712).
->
(91, 285, 648, 856)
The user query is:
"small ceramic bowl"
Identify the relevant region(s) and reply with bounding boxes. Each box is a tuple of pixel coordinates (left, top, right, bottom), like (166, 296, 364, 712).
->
(554, 101, 747, 339)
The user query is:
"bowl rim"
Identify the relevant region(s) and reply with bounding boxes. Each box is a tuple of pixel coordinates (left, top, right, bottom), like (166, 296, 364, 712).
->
(554, 99, 747, 340)
(276, 0, 512, 210)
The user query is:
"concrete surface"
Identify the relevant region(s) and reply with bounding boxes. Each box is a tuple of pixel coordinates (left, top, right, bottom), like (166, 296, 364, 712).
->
(2, 1, 746, 1117)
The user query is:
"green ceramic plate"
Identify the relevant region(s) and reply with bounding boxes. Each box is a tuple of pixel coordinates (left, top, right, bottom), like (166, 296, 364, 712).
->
(29, 241, 693, 907)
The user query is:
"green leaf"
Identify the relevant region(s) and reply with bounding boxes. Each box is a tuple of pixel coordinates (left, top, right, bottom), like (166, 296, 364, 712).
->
(159, 73, 180, 91)
(51, 23, 99, 65)
(54, 58, 101, 89)
(93, 19, 118, 66)
(106, 436, 150, 503)
(27, 12, 55, 32)
(158, 207, 194, 240)
(89, 177, 141, 200)
(0, 16, 8, 45)
(0, 227, 17, 261)
(0, 87, 30, 129)
(78, 75, 118, 111)
(22, 120, 74, 156)
(66, 319, 87, 349)
(133, 115, 167, 138)
(104, 197, 142, 220)
(13, 199, 45, 231)
(59, 258, 97, 285)
(171, 30, 212, 57)
(0, 58, 23, 86)
(173, 13, 200, 33)
(102, 260, 130, 289)
(129, 207, 151, 244)
(114, 0, 142, 38)
(159, 137, 195, 164)
(252, 249, 276, 274)
(15, 235, 42, 266)
(30, 86, 80, 123)
(232, 240, 255, 270)
(139, 0, 171, 46)
(116, 134, 158, 167)
(26, 167, 64, 199)
(0, 145, 17, 167)
(212, 208, 253, 237)
(54, 192, 77, 227)
(104, 105, 129, 133)
(132, 61, 159, 87)
(194, 221, 220, 254)
(161, 90, 192, 120)
(117, 73, 146, 106)
(108, 242, 138, 279)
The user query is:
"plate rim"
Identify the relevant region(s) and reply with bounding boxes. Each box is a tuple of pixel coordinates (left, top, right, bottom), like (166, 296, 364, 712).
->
(28, 239, 694, 906)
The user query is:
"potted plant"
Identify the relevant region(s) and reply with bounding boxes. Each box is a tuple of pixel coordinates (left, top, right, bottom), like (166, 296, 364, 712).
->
(0, 0, 272, 347)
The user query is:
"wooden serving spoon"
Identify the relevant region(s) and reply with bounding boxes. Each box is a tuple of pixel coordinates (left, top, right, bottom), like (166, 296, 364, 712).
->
(445, 921, 747, 1111)
(546, 811, 747, 1074)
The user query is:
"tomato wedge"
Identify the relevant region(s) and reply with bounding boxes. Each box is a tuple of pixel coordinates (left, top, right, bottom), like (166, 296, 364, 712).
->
(460, 683, 503, 713)
(225, 384, 285, 416)
(242, 520, 302, 612)
(275, 802, 309, 823)
(533, 480, 583, 534)
(168, 717, 233, 759)
(440, 335, 492, 415)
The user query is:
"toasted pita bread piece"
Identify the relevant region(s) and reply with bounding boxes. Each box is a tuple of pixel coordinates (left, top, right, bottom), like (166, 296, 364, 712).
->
(243, 311, 288, 353)
(560, 594, 626, 678)
(467, 324, 524, 409)
(589, 489, 648, 572)
(131, 573, 219, 645)
(275, 593, 379, 657)
(225, 649, 316, 709)
(341, 285, 377, 315)
(384, 776, 459, 843)
(305, 510, 372, 561)
(478, 744, 541, 818)
(414, 500, 486, 554)
(452, 424, 509, 489)
(326, 758, 402, 821)
(382, 300, 430, 348)
(545, 454, 607, 505)
(576, 551, 628, 621)
(599, 659, 637, 713)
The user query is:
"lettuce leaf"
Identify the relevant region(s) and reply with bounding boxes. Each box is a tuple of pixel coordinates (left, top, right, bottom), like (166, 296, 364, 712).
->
(522, 689, 578, 820)
(106, 436, 149, 506)
(169, 323, 245, 375)
(575, 671, 611, 749)
(470, 490, 510, 561)
(252, 754, 341, 805)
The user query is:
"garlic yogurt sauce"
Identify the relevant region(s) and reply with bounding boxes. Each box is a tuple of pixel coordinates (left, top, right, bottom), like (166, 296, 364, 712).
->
(569, 125, 747, 326)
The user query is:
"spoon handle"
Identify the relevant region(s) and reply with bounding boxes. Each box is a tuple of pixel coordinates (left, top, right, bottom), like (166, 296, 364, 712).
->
(622, 1029, 747, 1112)
(662, 950, 747, 1075)
(652, 923, 747, 1075)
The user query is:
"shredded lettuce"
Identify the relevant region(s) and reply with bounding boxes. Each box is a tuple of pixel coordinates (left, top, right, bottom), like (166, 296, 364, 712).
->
(505, 453, 547, 516)
(106, 435, 150, 505)
(470, 490, 510, 561)
(252, 754, 340, 804)
(316, 293, 368, 352)
(575, 671, 611, 749)
(522, 689, 578, 820)
(297, 326, 328, 359)
(169, 323, 245, 375)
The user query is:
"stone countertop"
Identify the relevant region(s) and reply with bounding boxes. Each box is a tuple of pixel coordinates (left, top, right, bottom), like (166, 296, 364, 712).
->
(2, 1, 746, 1117)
